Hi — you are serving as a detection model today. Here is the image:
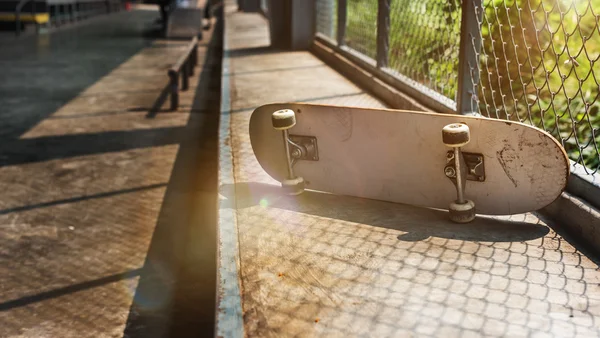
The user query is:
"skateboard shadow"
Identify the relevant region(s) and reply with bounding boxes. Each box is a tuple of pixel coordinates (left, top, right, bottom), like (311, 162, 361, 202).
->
(219, 182, 550, 243)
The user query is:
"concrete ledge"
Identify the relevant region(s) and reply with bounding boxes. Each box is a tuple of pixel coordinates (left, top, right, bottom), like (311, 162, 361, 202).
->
(310, 39, 429, 112)
(311, 34, 456, 115)
(540, 192, 600, 256)
(568, 163, 600, 211)
(216, 3, 244, 337)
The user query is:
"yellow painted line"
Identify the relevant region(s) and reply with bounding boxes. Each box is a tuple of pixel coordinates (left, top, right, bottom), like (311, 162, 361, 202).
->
(0, 12, 49, 23)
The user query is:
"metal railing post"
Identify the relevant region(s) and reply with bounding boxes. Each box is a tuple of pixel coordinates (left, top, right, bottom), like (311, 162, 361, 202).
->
(192, 44, 198, 68)
(182, 64, 189, 91)
(189, 52, 195, 77)
(337, 0, 347, 46)
(456, 0, 483, 115)
(376, 0, 390, 68)
(169, 71, 179, 111)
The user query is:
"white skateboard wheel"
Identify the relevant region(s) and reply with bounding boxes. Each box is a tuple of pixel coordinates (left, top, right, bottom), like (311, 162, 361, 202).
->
(442, 123, 470, 147)
(282, 177, 304, 195)
(272, 109, 296, 130)
(449, 199, 476, 223)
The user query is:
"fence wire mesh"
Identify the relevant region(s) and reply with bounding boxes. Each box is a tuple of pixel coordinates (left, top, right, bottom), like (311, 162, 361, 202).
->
(316, 0, 600, 174)
(471, 0, 600, 173)
(388, 0, 462, 100)
(345, 0, 378, 58)
(316, 0, 337, 39)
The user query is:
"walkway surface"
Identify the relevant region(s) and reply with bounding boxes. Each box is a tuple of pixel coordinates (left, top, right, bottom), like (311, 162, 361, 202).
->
(217, 2, 600, 337)
(1, 6, 220, 338)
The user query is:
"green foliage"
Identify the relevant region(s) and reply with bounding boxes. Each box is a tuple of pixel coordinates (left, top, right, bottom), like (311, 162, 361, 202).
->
(387, 0, 461, 98)
(478, 0, 600, 170)
(344, 0, 600, 170)
(346, 0, 378, 58)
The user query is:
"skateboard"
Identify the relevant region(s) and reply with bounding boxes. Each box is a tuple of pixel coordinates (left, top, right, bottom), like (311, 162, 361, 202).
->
(249, 103, 570, 223)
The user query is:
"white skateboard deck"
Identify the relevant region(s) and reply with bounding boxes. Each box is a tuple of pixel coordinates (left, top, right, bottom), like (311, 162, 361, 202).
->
(249, 103, 570, 215)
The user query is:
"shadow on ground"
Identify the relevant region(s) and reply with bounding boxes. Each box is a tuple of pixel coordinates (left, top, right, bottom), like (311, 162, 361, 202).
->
(220, 182, 550, 243)
(122, 8, 223, 338)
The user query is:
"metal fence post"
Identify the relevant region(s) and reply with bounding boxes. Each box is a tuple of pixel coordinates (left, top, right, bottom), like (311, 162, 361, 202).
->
(456, 0, 483, 115)
(337, 0, 347, 46)
(376, 0, 390, 68)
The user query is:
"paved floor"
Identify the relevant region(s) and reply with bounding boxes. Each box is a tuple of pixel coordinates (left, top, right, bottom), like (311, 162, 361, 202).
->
(217, 2, 600, 337)
(0, 7, 220, 338)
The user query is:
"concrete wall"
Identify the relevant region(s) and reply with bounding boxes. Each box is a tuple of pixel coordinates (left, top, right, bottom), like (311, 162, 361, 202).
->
(267, 0, 314, 50)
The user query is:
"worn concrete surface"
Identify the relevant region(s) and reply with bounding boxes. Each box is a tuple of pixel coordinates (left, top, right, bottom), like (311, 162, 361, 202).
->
(1, 6, 220, 338)
(219, 2, 600, 337)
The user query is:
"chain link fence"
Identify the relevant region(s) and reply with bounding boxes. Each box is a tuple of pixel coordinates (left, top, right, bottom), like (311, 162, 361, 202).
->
(471, 0, 600, 173)
(316, 0, 337, 39)
(345, 0, 378, 58)
(314, 0, 600, 174)
(388, 0, 462, 100)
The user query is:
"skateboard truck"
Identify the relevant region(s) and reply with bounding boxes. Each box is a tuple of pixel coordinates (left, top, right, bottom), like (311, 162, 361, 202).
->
(442, 123, 476, 223)
(444, 152, 485, 182)
(272, 109, 306, 195)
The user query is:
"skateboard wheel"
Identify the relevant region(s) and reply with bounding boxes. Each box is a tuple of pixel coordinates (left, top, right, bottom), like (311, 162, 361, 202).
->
(442, 123, 470, 147)
(272, 109, 296, 130)
(448, 200, 476, 223)
(282, 177, 305, 195)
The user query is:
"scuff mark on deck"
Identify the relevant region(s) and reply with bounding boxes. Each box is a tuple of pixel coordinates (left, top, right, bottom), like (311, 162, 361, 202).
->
(497, 146, 518, 188)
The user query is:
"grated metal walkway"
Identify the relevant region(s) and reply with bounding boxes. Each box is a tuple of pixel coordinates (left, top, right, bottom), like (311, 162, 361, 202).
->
(217, 2, 600, 337)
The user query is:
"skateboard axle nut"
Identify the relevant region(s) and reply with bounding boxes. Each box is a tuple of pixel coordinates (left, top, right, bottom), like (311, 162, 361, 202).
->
(444, 166, 456, 178)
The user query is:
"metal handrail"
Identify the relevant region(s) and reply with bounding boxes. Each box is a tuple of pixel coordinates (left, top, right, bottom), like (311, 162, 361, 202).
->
(15, 0, 37, 36)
